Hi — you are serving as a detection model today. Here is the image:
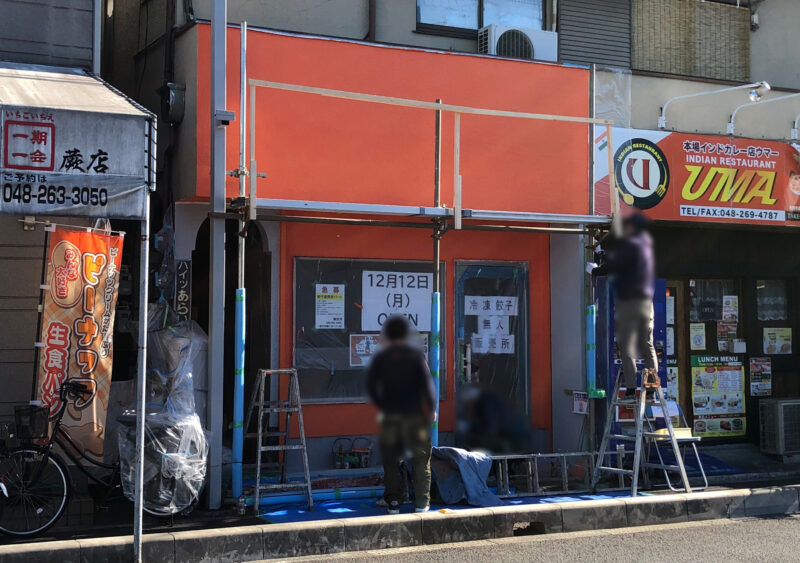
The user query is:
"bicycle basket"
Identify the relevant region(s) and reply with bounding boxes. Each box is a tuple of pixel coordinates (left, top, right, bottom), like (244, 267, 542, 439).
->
(14, 405, 50, 439)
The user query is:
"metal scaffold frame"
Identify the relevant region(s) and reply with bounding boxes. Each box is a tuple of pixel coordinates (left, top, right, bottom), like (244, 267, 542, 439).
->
(213, 50, 620, 500)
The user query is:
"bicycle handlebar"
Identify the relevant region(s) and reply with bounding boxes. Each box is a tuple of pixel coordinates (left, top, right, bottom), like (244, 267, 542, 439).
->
(60, 380, 91, 400)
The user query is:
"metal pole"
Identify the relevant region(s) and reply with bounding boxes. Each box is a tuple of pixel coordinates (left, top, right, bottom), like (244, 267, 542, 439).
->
(132, 192, 150, 563)
(232, 19, 247, 503)
(208, 0, 227, 509)
(431, 99, 442, 447)
(606, 124, 621, 237)
(453, 112, 462, 230)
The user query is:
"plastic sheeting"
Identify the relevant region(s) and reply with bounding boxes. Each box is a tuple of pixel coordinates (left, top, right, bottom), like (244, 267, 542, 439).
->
(117, 313, 209, 516)
(595, 67, 632, 129)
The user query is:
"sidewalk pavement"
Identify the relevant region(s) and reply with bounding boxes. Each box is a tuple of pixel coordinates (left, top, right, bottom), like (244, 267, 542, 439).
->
(2, 484, 800, 562)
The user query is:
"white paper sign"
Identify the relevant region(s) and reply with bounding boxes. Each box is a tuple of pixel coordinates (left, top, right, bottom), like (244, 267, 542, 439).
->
(315, 284, 345, 329)
(361, 271, 432, 331)
(666, 295, 675, 325)
(477, 315, 510, 335)
(471, 332, 515, 354)
(465, 296, 518, 316)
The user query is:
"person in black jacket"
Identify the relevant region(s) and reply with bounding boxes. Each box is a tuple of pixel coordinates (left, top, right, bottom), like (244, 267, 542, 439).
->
(366, 316, 436, 514)
(589, 214, 659, 396)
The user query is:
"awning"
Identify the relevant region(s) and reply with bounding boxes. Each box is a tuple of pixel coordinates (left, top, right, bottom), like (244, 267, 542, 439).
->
(0, 63, 155, 219)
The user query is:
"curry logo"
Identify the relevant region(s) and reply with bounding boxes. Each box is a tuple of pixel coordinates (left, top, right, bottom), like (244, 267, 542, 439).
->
(613, 138, 670, 210)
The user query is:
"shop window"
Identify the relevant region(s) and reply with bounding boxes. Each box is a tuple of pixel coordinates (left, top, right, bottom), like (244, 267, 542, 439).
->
(416, 0, 543, 36)
(294, 258, 446, 403)
(688, 279, 741, 353)
(757, 280, 789, 322)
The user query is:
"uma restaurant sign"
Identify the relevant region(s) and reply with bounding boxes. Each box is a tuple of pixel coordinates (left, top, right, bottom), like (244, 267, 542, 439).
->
(596, 127, 800, 226)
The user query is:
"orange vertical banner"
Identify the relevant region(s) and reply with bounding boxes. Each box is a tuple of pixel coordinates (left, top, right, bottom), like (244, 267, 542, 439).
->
(36, 227, 123, 456)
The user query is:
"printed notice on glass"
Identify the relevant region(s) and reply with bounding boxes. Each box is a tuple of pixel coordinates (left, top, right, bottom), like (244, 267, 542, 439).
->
(691, 355, 745, 438)
(764, 327, 792, 355)
(471, 332, 514, 355)
(476, 315, 510, 335)
(666, 295, 675, 325)
(690, 323, 706, 350)
(315, 284, 345, 329)
(750, 357, 772, 397)
(361, 271, 432, 332)
(465, 296, 518, 316)
(349, 334, 380, 367)
(573, 391, 589, 415)
(722, 295, 739, 323)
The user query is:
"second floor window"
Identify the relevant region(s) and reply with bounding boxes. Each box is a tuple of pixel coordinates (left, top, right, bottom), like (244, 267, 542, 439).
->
(417, 0, 543, 33)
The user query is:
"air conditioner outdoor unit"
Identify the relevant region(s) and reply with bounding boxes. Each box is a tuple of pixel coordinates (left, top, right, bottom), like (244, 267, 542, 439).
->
(478, 25, 558, 62)
(760, 398, 800, 455)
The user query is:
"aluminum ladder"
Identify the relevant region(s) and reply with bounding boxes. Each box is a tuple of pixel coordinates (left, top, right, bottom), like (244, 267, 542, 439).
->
(245, 368, 313, 514)
(591, 370, 692, 496)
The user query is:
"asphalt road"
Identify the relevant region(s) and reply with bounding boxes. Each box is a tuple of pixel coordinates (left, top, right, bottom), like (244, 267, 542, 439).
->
(282, 516, 800, 562)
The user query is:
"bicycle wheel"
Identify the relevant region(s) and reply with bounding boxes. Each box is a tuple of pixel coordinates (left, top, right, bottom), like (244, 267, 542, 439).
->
(0, 448, 70, 537)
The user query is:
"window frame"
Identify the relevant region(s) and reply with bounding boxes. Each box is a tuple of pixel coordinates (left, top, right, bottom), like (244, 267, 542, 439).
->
(292, 257, 448, 405)
(415, 0, 545, 39)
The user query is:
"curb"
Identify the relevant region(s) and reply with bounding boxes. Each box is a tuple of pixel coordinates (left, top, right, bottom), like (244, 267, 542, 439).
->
(2, 486, 799, 561)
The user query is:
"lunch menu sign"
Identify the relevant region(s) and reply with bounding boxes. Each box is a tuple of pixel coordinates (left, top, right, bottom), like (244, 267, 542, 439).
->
(594, 127, 800, 228)
(691, 355, 746, 438)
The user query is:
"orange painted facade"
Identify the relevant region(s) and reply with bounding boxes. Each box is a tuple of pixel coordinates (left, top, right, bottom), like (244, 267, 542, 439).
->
(195, 25, 590, 214)
(191, 25, 594, 445)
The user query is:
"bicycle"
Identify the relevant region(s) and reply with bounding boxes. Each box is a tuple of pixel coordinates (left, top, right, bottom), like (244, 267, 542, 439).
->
(0, 380, 121, 537)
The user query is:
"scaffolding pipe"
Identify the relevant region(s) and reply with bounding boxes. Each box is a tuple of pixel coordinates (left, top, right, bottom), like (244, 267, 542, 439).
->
(232, 20, 247, 501)
(431, 99, 442, 446)
(207, 0, 227, 510)
(132, 192, 150, 562)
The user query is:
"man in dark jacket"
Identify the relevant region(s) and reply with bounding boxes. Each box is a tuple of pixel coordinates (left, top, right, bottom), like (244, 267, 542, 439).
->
(589, 214, 659, 396)
(367, 316, 436, 514)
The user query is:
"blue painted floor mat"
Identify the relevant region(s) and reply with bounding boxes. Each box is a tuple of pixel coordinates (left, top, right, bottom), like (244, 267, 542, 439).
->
(259, 490, 634, 524)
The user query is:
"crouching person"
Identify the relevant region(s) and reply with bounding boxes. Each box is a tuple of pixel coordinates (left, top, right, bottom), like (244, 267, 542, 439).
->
(366, 316, 436, 514)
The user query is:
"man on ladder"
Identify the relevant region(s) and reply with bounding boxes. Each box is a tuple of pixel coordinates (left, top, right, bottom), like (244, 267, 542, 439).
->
(589, 213, 692, 496)
(588, 213, 660, 395)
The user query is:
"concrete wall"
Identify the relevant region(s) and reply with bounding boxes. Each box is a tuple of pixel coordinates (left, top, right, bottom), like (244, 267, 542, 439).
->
(549, 233, 587, 452)
(0, 0, 94, 68)
(192, 0, 368, 39)
(190, 0, 476, 52)
(750, 0, 800, 91)
(599, 70, 800, 141)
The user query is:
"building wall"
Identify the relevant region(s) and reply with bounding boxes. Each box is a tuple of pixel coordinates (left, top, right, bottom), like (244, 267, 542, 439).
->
(0, 0, 94, 68)
(278, 222, 552, 442)
(549, 232, 587, 452)
(750, 0, 800, 91)
(598, 71, 800, 141)
(194, 26, 591, 216)
(192, 0, 368, 40)
(0, 219, 43, 416)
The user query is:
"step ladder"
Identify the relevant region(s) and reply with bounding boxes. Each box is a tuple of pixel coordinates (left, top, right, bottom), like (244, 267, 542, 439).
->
(244, 368, 313, 514)
(591, 370, 691, 496)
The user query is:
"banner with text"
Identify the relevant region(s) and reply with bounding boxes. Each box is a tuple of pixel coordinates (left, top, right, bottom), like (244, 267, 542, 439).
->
(1, 106, 149, 218)
(36, 227, 123, 457)
(594, 127, 800, 227)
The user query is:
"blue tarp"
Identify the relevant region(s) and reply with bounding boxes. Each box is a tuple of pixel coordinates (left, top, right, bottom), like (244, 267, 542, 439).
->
(431, 446, 504, 507)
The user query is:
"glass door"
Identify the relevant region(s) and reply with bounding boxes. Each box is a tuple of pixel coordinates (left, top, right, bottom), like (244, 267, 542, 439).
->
(454, 261, 529, 452)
